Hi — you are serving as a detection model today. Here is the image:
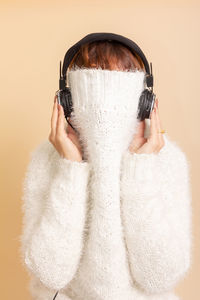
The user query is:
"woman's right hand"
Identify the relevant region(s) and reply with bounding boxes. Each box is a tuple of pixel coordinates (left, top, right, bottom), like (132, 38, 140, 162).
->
(48, 95, 83, 162)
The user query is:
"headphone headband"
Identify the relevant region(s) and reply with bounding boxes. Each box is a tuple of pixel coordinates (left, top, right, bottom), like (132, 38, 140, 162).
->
(56, 32, 156, 127)
(60, 32, 154, 89)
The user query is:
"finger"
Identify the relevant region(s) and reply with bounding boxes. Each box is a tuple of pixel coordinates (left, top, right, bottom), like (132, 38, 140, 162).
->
(50, 96, 58, 139)
(149, 103, 159, 150)
(155, 99, 165, 147)
(134, 120, 145, 138)
(155, 99, 163, 131)
(56, 104, 66, 137)
(149, 104, 157, 137)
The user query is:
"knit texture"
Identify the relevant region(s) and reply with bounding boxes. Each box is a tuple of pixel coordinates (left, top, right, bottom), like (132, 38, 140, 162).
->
(19, 68, 193, 300)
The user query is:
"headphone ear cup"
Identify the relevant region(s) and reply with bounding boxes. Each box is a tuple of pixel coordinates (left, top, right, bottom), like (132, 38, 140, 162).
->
(59, 87, 73, 120)
(137, 89, 156, 121)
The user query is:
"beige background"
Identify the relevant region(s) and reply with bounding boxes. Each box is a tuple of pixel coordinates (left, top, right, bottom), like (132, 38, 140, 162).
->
(0, 0, 199, 299)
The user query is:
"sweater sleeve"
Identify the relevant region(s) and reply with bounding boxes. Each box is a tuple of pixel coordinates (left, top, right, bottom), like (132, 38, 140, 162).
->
(120, 134, 193, 294)
(19, 140, 90, 291)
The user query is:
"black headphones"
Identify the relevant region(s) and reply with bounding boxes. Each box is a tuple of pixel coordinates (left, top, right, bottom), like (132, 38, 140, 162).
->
(55, 32, 156, 132)
(53, 32, 155, 299)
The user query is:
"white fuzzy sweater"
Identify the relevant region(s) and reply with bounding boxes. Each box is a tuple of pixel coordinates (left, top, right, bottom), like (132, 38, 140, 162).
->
(19, 69, 193, 300)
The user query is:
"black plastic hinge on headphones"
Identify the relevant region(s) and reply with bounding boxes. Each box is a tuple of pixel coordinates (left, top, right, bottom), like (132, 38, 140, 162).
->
(59, 60, 66, 90)
(146, 62, 154, 88)
(146, 74, 153, 88)
(59, 78, 66, 90)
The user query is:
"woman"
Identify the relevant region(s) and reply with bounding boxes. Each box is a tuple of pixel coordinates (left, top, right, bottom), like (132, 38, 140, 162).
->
(20, 40, 192, 300)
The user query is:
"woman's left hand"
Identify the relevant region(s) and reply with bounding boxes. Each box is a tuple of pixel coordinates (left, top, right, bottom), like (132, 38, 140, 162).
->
(129, 99, 165, 154)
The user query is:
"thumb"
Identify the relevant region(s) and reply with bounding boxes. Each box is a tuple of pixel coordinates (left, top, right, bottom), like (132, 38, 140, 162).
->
(56, 104, 66, 135)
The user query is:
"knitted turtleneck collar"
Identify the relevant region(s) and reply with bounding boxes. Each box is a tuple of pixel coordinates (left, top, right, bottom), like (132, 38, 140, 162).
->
(68, 67, 145, 162)
(67, 68, 147, 299)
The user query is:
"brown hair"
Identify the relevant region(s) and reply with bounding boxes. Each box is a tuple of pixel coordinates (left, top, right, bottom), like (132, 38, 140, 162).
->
(68, 40, 145, 72)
